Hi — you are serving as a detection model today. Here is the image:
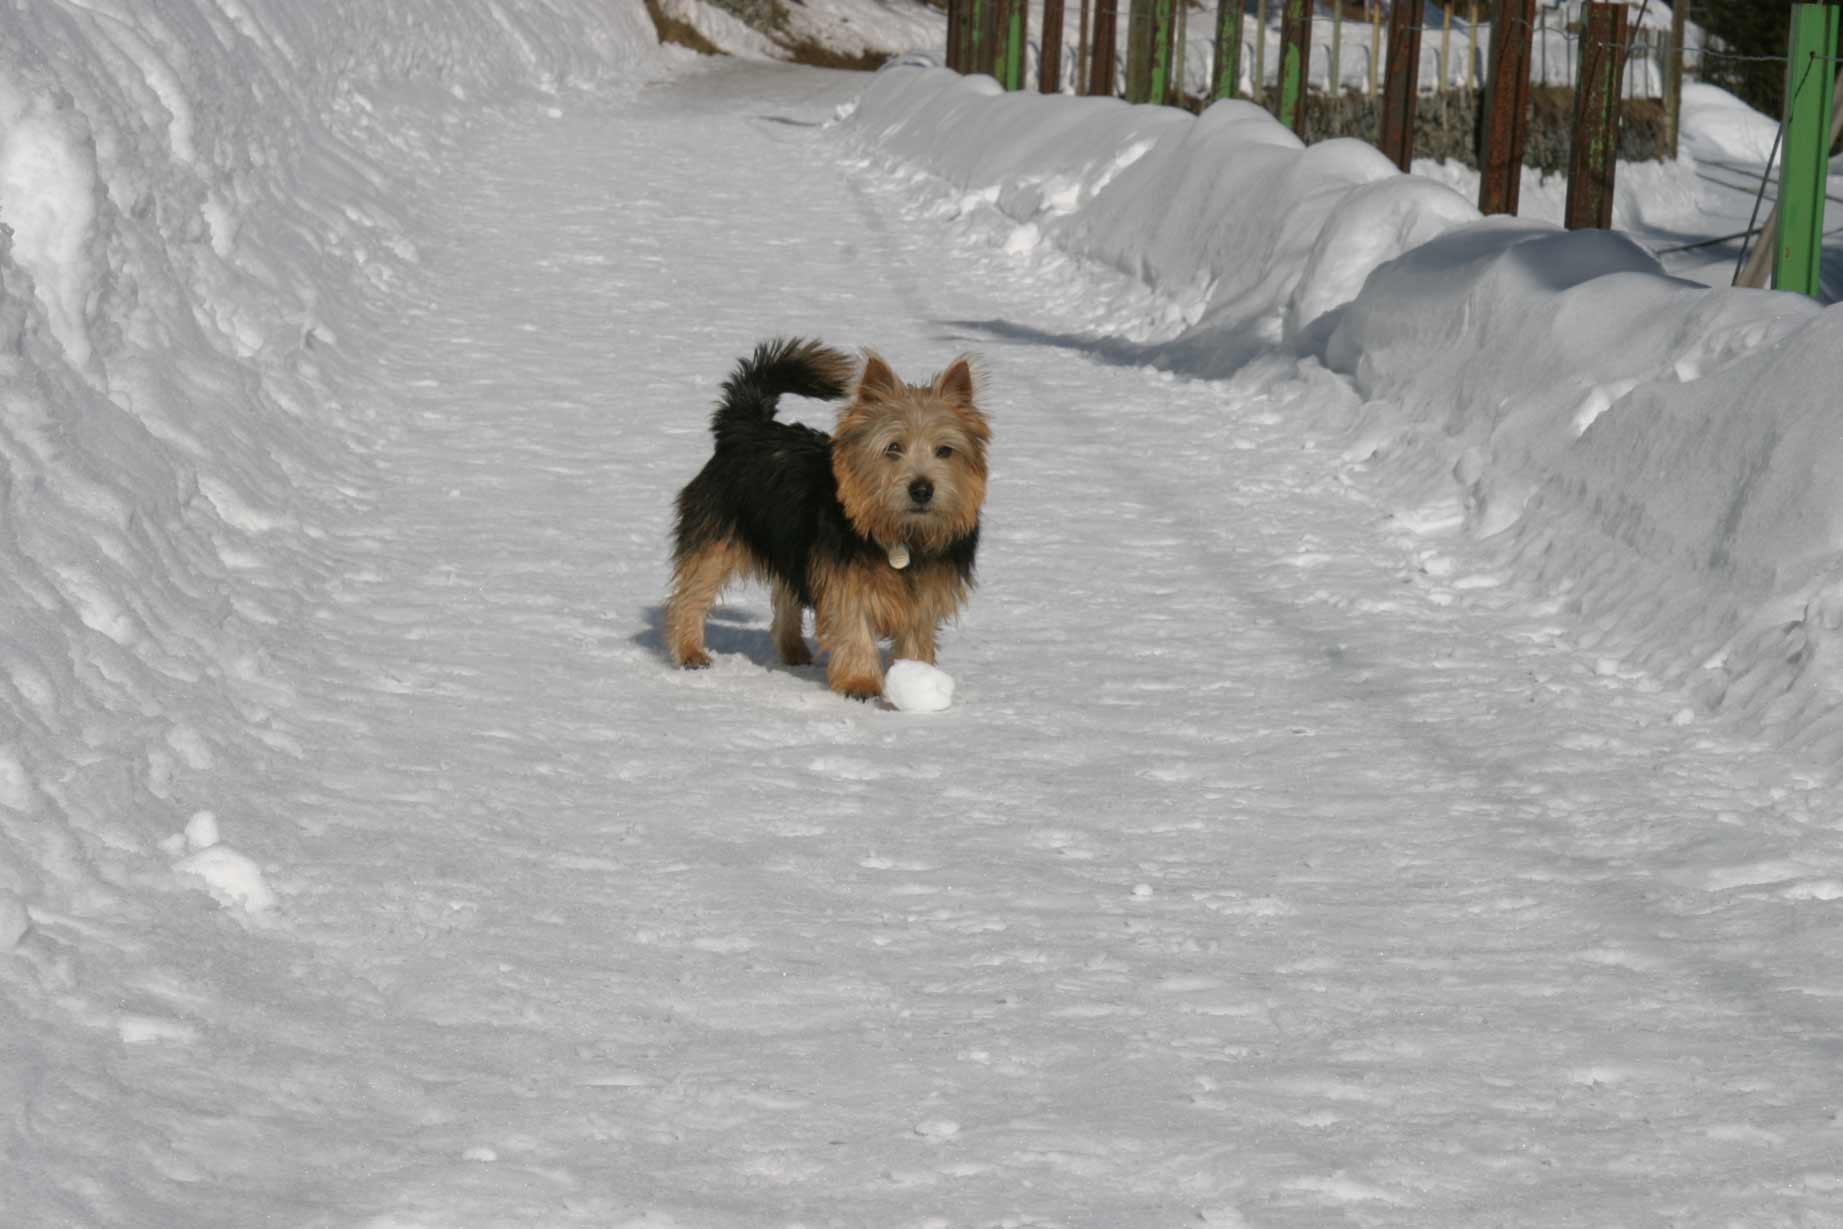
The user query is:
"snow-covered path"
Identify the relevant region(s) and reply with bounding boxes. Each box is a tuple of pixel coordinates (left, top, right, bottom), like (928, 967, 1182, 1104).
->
(37, 63, 1843, 1227)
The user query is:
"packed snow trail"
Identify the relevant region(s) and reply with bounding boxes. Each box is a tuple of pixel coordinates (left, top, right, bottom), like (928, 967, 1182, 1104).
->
(30, 62, 1843, 1227)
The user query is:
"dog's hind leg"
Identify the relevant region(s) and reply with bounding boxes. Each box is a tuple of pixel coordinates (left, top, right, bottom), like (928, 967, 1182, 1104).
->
(771, 581, 813, 666)
(665, 538, 743, 669)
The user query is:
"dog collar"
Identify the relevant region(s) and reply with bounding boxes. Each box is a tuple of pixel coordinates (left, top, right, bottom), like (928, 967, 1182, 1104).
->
(887, 543, 911, 570)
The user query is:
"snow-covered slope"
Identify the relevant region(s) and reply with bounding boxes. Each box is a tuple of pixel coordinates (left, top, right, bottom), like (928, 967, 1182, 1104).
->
(0, 0, 658, 966)
(844, 64, 1843, 757)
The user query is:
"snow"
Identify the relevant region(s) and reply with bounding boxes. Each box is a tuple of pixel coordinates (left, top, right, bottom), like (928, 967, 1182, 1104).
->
(847, 64, 1843, 751)
(884, 659, 958, 711)
(5, 2, 1843, 1225)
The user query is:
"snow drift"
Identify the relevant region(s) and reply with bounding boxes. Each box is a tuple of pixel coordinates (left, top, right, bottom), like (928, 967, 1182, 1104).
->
(844, 64, 1843, 755)
(0, 1, 657, 948)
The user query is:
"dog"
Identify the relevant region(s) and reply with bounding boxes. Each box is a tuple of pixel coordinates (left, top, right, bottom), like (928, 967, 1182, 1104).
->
(664, 338, 990, 700)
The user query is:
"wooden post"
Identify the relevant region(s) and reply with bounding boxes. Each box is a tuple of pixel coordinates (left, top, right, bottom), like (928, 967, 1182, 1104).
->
(1564, 2, 1629, 230)
(1043, 0, 1066, 91)
(1664, 0, 1686, 156)
(1171, 0, 1190, 106)
(1441, 1, 1454, 91)
(1090, 0, 1120, 94)
(1254, 0, 1269, 106)
(1478, 0, 1535, 215)
(1774, 3, 1840, 295)
(1465, 0, 1478, 91)
(1368, 0, 1382, 98)
(1330, 0, 1343, 99)
(1380, 0, 1424, 171)
(1539, 4, 1547, 87)
(947, 0, 961, 70)
(1278, 0, 1312, 133)
(1212, 0, 1245, 99)
(1078, 0, 1092, 92)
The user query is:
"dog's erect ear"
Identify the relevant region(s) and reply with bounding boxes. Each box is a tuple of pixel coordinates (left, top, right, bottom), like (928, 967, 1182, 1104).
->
(931, 356, 977, 408)
(857, 352, 904, 403)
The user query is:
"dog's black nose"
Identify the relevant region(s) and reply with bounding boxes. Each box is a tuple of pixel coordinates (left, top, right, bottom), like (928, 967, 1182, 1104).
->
(908, 479, 934, 506)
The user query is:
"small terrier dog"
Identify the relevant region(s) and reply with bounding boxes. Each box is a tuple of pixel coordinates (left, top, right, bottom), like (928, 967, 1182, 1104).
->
(665, 338, 990, 700)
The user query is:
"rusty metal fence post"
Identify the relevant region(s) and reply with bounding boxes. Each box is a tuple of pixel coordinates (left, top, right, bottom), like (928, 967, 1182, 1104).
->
(1379, 0, 1424, 170)
(1563, 1, 1629, 230)
(1132, 0, 1178, 105)
(1042, 0, 1066, 92)
(1478, 0, 1535, 215)
(968, 0, 994, 75)
(1089, 0, 1119, 95)
(1211, 0, 1243, 100)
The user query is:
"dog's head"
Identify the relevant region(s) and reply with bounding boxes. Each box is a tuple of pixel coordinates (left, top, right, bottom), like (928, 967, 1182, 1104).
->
(832, 352, 990, 553)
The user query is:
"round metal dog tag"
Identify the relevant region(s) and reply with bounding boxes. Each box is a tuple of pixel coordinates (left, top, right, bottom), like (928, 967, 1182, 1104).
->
(887, 543, 911, 570)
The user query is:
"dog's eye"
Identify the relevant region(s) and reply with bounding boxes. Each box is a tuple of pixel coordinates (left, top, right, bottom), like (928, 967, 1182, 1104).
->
(935, 445, 954, 459)
(884, 442, 904, 460)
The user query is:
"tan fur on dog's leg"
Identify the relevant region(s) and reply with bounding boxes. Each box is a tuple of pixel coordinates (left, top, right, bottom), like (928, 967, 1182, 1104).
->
(816, 593, 883, 701)
(892, 620, 937, 665)
(772, 581, 813, 666)
(665, 538, 743, 669)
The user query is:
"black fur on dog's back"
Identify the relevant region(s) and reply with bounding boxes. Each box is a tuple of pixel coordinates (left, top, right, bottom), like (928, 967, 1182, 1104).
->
(676, 338, 871, 605)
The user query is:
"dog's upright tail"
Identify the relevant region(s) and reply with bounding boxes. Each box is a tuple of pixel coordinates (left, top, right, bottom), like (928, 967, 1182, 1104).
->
(710, 338, 855, 444)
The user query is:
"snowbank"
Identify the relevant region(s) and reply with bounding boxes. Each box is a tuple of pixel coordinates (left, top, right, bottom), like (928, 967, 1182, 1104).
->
(844, 64, 1843, 755)
(0, 2, 658, 941)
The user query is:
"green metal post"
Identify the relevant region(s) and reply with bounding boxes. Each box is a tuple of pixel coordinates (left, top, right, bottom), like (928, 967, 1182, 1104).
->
(1774, 3, 1839, 296)
(1212, 0, 1244, 101)
(1277, 0, 1311, 134)
(999, 0, 1029, 90)
(1149, 0, 1174, 104)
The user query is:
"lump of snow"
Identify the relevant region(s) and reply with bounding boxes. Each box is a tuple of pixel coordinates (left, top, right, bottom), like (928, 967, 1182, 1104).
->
(175, 845, 276, 915)
(884, 660, 955, 712)
(185, 810, 221, 851)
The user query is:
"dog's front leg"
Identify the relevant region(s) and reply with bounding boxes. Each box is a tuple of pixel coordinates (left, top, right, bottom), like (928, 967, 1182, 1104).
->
(891, 620, 937, 665)
(817, 602, 883, 701)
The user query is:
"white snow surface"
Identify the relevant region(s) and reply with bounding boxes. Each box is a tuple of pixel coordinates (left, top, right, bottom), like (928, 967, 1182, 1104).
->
(5, 5, 1843, 1226)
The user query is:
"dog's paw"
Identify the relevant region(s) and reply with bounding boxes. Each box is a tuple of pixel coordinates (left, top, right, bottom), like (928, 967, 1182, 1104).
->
(831, 675, 884, 703)
(780, 643, 814, 667)
(677, 650, 712, 670)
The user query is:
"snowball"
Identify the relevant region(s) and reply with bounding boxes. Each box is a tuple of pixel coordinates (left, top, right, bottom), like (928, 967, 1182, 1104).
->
(175, 845, 275, 915)
(884, 660, 955, 713)
(185, 810, 220, 851)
